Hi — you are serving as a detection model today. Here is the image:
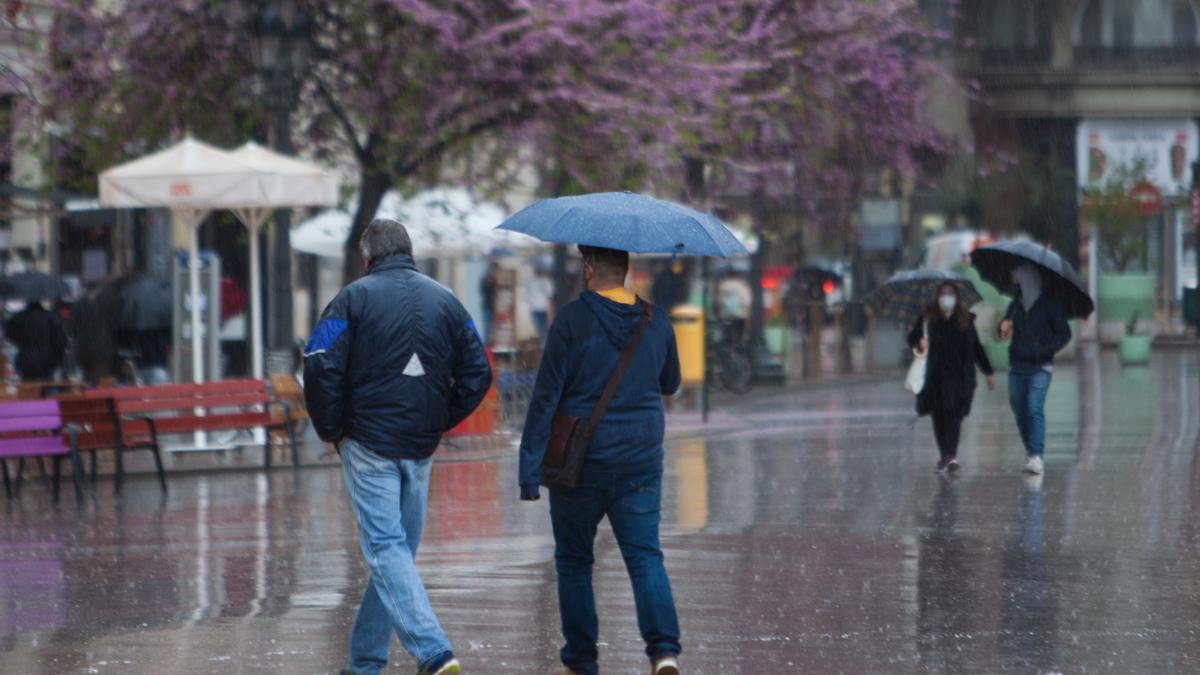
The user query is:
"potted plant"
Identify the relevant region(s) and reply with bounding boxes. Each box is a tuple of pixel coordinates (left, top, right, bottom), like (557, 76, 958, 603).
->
(1118, 310, 1151, 365)
(1086, 159, 1155, 343)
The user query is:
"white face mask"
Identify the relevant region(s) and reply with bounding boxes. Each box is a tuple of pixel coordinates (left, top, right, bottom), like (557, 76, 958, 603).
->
(938, 294, 957, 313)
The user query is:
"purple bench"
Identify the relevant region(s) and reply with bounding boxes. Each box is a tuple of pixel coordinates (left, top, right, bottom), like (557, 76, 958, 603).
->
(0, 400, 84, 502)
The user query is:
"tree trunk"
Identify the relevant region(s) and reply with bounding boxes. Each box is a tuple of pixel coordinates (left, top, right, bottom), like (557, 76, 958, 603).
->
(343, 170, 392, 283)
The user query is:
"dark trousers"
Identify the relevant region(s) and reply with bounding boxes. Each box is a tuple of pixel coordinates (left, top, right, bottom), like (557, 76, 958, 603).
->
(932, 410, 963, 460)
(549, 466, 681, 674)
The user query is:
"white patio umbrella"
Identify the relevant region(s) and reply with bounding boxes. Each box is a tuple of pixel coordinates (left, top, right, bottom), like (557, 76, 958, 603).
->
(292, 187, 522, 259)
(229, 142, 338, 378)
(99, 138, 266, 385)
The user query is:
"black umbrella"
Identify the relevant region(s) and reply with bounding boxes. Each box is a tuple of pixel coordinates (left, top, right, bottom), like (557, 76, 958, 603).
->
(863, 269, 983, 323)
(0, 271, 70, 302)
(970, 239, 1094, 319)
(118, 276, 173, 331)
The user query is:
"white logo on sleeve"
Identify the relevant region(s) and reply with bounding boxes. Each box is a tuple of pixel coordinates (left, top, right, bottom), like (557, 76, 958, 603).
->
(403, 353, 426, 377)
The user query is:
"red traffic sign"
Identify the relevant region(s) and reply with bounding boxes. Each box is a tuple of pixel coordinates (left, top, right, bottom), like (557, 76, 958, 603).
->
(1129, 180, 1163, 217)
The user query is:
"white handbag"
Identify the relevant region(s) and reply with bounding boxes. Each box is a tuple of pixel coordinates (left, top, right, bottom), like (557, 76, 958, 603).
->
(904, 322, 928, 394)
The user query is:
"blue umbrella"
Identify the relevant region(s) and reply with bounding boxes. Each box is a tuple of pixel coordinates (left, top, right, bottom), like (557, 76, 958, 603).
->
(496, 191, 748, 258)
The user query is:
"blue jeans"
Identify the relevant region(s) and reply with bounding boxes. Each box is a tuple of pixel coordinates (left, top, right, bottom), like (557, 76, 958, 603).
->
(340, 440, 450, 674)
(549, 466, 681, 674)
(1009, 370, 1052, 457)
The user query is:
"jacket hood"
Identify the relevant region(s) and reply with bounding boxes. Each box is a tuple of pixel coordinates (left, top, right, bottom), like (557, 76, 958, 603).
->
(581, 290, 643, 349)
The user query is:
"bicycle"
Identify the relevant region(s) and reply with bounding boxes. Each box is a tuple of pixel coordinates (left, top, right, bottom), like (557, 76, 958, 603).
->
(708, 320, 754, 395)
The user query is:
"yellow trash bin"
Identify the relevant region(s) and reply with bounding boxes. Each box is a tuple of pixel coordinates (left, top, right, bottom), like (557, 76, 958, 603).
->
(670, 305, 705, 384)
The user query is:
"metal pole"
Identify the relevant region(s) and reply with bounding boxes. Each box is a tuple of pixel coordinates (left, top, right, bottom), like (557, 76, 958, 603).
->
(268, 102, 295, 373)
(188, 221, 203, 384)
(1193, 160, 1200, 340)
(249, 217, 265, 379)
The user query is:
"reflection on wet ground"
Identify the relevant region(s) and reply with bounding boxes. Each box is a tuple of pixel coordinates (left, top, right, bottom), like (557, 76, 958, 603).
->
(3, 349, 1200, 673)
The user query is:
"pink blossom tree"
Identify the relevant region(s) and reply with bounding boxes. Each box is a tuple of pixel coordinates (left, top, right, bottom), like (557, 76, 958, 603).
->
(31, 0, 730, 278)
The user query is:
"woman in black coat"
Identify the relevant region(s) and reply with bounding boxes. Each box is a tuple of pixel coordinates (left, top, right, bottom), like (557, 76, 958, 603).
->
(908, 282, 995, 473)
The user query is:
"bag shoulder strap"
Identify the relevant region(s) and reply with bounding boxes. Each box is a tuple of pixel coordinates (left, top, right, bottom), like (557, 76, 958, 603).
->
(585, 299, 652, 434)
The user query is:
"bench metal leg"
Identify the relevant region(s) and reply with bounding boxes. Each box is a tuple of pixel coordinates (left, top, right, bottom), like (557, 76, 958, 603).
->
(66, 429, 85, 503)
(287, 419, 299, 468)
(89, 451, 98, 483)
(114, 445, 125, 494)
(1, 459, 10, 498)
(150, 443, 167, 494)
(51, 455, 61, 503)
(263, 434, 272, 469)
(14, 457, 23, 496)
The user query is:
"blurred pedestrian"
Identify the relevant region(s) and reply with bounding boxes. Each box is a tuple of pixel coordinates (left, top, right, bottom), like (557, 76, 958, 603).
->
(999, 263, 1071, 476)
(908, 283, 995, 473)
(304, 219, 492, 675)
(519, 245, 682, 675)
(524, 268, 553, 341)
(5, 299, 69, 382)
(481, 262, 499, 344)
(715, 272, 751, 344)
(651, 260, 686, 311)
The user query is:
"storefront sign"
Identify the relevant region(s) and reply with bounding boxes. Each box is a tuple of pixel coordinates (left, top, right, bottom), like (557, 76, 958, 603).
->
(1077, 119, 1199, 195)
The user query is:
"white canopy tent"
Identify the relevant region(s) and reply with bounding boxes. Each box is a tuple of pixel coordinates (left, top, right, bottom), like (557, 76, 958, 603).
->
(292, 187, 524, 259)
(99, 138, 339, 383)
(100, 138, 267, 385)
(228, 142, 338, 378)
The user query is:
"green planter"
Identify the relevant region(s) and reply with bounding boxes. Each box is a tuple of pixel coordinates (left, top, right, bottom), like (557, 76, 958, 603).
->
(983, 341, 1010, 370)
(764, 326, 786, 355)
(1098, 274, 1155, 323)
(1118, 335, 1151, 365)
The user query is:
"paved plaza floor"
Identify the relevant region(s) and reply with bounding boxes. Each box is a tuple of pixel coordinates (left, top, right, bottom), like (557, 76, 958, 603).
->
(3, 348, 1200, 673)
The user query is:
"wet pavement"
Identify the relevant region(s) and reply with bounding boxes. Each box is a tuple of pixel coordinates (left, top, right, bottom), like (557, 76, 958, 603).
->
(4, 347, 1200, 673)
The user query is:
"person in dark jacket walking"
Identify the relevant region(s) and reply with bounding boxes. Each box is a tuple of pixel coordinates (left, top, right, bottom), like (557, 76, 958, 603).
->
(999, 263, 1072, 476)
(908, 283, 995, 473)
(304, 219, 492, 675)
(6, 300, 69, 381)
(519, 245, 682, 675)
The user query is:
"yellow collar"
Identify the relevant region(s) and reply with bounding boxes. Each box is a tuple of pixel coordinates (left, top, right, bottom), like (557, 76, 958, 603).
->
(595, 287, 637, 305)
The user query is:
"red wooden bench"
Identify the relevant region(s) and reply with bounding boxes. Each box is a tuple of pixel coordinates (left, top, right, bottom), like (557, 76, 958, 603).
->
(0, 400, 85, 502)
(82, 379, 298, 471)
(58, 396, 167, 494)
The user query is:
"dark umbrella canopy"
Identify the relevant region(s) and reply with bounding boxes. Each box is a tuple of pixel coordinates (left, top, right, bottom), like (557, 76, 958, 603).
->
(0, 271, 70, 302)
(864, 269, 983, 323)
(970, 239, 1094, 319)
(496, 191, 748, 257)
(119, 275, 173, 331)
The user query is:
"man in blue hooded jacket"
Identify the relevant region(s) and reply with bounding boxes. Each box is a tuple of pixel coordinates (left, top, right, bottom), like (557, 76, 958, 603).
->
(305, 219, 492, 675)
(520, 245, 682, 675)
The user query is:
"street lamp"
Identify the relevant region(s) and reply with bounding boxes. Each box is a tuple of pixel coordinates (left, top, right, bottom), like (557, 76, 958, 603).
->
(250, 0, 311, 374)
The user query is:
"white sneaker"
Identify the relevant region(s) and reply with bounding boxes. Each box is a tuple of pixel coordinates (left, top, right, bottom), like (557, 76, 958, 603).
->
(653, 656, 681, 675)
(1023, 456, 1044, 475)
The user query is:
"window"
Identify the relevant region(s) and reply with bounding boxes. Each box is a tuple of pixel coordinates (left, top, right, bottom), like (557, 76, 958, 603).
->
(982, 0, 1044, 49)
(1076, 0, 1199, 48)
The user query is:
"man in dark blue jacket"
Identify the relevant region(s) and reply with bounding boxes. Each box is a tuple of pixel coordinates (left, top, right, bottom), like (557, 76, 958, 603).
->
(999, 263, 1071, 476)
(305, 219, 491, 675)
(520, 245, 682, 675)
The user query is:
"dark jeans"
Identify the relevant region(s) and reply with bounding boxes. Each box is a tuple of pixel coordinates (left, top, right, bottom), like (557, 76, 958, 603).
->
(549, 466, 681, 674)
(932, 410, 963, 460)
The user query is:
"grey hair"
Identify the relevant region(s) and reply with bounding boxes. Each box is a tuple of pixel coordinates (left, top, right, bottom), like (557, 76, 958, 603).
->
(360, 218, 413, 265)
